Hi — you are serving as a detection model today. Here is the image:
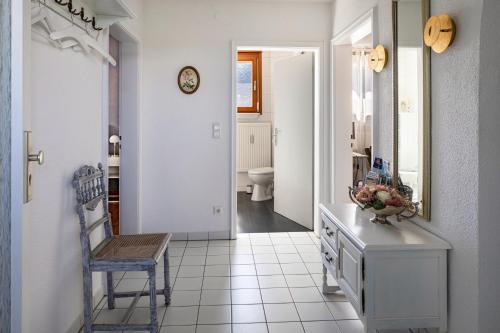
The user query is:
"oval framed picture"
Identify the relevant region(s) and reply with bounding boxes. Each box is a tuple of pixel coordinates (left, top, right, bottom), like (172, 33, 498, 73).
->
(178, 66, 200, 94)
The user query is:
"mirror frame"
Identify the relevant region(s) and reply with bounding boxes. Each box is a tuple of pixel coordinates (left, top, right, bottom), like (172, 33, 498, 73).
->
(392, 0, 431, 220)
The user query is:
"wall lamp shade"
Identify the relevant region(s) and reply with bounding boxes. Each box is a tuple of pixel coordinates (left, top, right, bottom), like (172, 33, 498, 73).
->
(368, 45, 388, 73)
(423, 14, 456, 53)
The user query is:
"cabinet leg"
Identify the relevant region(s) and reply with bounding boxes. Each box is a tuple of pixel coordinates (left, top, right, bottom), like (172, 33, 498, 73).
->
(321, 264, 340, 294)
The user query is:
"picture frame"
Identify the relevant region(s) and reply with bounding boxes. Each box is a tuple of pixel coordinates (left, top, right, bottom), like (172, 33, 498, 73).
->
(178, 66, 200, 94)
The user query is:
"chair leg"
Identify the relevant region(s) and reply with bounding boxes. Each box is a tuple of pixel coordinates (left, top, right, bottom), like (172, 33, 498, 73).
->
(148, 268, 158, 333)
(163, 247, 171, 305)
(83, 266, 93, 333)
(106, 272, 115, 309)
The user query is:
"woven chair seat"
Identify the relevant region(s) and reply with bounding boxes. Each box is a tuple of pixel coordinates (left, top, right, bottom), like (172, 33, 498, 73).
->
(94, 233, 171, 262)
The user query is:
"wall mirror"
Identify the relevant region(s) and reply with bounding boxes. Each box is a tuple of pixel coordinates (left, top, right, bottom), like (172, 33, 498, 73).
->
(393, 0, 431, 220)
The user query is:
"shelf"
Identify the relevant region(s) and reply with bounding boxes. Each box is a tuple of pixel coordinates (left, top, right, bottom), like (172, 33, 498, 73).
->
(83, 0, 136, 27)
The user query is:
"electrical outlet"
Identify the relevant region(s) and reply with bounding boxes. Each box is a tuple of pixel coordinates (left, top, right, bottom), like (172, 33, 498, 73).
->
(213, 206, 223, 215)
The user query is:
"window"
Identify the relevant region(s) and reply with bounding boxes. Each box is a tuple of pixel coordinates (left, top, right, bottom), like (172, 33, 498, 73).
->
(237, 51, 262, 113)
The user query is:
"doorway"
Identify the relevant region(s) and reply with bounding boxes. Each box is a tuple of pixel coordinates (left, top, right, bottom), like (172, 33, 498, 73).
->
(107, 23, 141, 235)
(231, 43, 325, 238)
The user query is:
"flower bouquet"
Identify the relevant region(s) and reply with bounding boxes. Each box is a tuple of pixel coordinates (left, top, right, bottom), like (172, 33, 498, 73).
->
(349, 184, 418, 224)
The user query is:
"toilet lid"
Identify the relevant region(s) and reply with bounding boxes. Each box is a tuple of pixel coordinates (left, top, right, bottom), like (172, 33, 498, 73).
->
(248, 167, 274, 175)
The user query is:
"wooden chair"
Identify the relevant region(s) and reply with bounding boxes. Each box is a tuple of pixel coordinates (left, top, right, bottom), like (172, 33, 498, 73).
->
(72, 164, 171, 333)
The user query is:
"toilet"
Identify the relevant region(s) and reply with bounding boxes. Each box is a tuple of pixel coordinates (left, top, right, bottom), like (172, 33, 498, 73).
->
(248, 167, 274, 201)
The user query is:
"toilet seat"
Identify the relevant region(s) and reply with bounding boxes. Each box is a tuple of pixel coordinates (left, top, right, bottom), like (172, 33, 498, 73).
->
(248, 167, 274, 175)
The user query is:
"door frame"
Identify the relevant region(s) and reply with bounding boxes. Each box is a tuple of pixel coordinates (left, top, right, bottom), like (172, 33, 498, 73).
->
(230, 41, 328, 239)
(106, 23, 143, 234)
(331, 8, 378, 204)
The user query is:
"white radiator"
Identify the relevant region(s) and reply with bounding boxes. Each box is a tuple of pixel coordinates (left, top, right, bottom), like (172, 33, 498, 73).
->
(237, 122, 272, 172)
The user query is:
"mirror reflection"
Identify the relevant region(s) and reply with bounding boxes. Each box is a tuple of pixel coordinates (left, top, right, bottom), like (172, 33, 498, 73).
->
(396, 0, 426, 207)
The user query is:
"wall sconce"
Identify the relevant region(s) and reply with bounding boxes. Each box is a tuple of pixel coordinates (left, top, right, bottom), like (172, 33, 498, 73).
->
(368, 45, 388, 73)
(423, 14, 456, 53)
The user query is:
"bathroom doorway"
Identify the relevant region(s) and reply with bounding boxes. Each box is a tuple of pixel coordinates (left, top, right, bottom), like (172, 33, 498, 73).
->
(231, 44, 324, 236)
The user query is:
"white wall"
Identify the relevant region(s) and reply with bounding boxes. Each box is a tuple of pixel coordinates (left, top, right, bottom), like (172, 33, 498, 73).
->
(478, 0, 500, 331)
(332, 0, 482, 332)
(141, 0, 332, 234)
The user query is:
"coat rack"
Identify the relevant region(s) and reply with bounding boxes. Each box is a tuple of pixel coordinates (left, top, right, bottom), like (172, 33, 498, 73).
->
(54, 0, 103, 31)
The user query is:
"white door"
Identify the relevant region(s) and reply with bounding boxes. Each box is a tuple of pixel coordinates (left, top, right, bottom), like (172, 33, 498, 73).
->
(273, 52, 314, 229)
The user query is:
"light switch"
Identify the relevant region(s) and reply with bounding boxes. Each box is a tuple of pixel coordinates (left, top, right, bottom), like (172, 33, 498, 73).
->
(212, 122, 221, 139)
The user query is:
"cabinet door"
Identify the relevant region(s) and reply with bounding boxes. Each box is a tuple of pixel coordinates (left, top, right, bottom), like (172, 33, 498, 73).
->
(338, 232, 363, 315)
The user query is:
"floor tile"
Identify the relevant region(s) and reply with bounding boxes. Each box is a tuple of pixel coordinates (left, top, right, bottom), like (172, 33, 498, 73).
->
(292, 238, 315, 245)
(181, 256, 206, 266)
(302, 321, 341, 333)
(94, 308, 128, 324)
(256, 263, 282, 276)
(252, 246, 276, 254)
(169, 247, 186, 257)
(170, 241, 188, 248)
(170, 290, 201, 306)
(231, 254, 255, 265)
(232, 304, 266, 323)
(231, 275, 259, 289)
(335, 320, 364, 333)
(285, 275, 316, 288)
(281, 263, 309, 275)
(164, 306, 198, 325)
(304, 262, 324, 274)
(294, 245, 320, 253)
(271, 238, 294, 245)
(258, 275, 287, 288)
(231, 288, 262, 304)
(289, 287, 324, 303)
(200, 289, 231, 305)
(264, 303, 300, 322)
(311, 273, 337, 288)
(289, 232, 310, 238)
(160, 325, 196, 333)
(178, 266, 205, 277)
(115, 278, 147, 293)
(204, 265, 230, 277)
(277, 253, 302, 264)
(197, 305, 231, 324)
(231, 264, 257, 276)
(187, 240, 208, 248)
(299, 252, 321, 263)
(326, 301, 359, 320)
(174, 277, 203, 291)
(203, 276, 231, 290)
(251, 238, 273, 246)
(230, 246, 253, 255)
(124, 271, 148, 279)
(269, 232, 290, 238)
(206, 255, 230, 265)
(128, 307, 166, 324)
(232, 323, 269, 333)
(209, 240, 230, 247)
(268, 322, 304, 333)
(295, 302, 334, 321)
(184, 247, 208, 256)
(274, 245, 298, 254)
(170, 257, 182, 267)
(196, 324, 231, 333)
(254, 253, 279, 264)
(260, 288, 293, 303)
(321, 290, 347, 302)
(207, 246, 230, 255)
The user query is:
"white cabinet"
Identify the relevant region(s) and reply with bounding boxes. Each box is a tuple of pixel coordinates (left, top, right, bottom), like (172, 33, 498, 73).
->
(319, 203, 451, 333)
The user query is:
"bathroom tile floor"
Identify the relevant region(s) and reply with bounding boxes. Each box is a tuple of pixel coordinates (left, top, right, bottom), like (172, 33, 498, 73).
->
(237, 192, 310, 233)
(91, 232, 421, 333)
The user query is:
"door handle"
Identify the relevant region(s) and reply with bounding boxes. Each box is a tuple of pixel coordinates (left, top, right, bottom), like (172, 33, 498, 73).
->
(28, 150, 44, 165)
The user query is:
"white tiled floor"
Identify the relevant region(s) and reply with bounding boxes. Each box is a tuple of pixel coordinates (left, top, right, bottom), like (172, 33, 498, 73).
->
(92, 231, 416, 333)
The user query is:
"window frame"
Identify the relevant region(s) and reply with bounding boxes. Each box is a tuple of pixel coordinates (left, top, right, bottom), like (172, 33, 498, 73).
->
(237, 51, 262, 114)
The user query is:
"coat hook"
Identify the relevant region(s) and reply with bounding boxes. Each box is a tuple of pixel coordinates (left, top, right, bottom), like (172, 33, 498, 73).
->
(54, 0, 69, 5)
(92, 17, 103, 31)
(68, 0, 82, 16)
(80, 8, 92, 23)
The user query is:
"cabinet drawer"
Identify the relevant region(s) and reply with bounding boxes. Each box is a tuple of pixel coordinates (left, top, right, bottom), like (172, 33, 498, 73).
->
(338, 232, 364, 315)
(321, 213, 338, 252)
(321, 238, 338, 279)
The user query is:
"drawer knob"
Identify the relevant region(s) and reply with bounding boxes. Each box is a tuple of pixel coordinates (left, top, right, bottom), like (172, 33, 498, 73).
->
(324, 252, 334, 263)
(325, 227, 334, 237)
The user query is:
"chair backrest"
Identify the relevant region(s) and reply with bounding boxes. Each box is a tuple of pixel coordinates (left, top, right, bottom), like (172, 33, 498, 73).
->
(72, 163, 113, 263)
